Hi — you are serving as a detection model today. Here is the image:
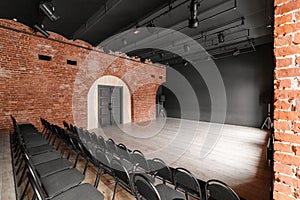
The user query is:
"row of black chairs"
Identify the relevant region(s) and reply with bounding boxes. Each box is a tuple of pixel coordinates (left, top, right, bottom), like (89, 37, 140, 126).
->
(64, 121, 241, 200)
(10, 116, 104, 200)
(11, 115, 241, 200)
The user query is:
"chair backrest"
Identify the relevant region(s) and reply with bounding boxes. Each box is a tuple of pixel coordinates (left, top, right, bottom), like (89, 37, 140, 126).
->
(95, 148, 111, 169)
(27, 172, 46, 200)
(97, 135, 107, 151)
(174, 167, 202, 199)
(132, 150, 149, 172)
(132, 173, 161, 200)
(205, 179, 240, 200)
(111, 158, 132, 190)
(106, 138, 117, 155)
(149, 158, 173, 184)
(116, 143, 131, 162)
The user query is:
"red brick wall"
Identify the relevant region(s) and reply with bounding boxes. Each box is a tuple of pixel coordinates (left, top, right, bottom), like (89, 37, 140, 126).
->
(274, 0, 300, 199)
(0, 19, 166, 130)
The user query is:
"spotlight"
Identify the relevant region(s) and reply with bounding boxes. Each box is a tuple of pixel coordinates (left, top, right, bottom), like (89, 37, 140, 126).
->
(33, 24, 50, 38)
(146, 21, 157, 34)
(218, 33, 225, 43)
(39, 1, 60, 22)
(188, 0, 199, 28)
(232, 49, 240, 56)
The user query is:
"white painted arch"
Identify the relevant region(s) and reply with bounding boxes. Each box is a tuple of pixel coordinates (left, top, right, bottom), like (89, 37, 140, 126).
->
(87, 75, 131, 129)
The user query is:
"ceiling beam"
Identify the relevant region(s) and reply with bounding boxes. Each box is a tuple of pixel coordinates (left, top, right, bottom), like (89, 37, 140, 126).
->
(72, 0, 123, 39)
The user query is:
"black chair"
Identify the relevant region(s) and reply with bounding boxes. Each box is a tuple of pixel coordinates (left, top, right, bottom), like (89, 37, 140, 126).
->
(94, 148, 113, 187)
(27, 171, 104, 200)
(148, 158, 173, 185)
(132, 150, 149, 172)
(97, 135, 107, 152)
(205, 179, 240, 200)
(106, 138, 117, 155)
(111, 158, 136, 200)
(133, 173, 186, 200)
(131, 150, 155, 184)
(21, 149, 84, 199)
(116, 143, 132, 162)
(174, 167, 202, 200)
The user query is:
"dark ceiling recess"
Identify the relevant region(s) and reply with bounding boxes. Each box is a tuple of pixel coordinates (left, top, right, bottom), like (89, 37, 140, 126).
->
(0, 0, 273, 62)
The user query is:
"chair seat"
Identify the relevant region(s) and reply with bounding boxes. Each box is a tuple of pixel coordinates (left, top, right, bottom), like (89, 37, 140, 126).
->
(35, 158, 72, 177)
(41, 168, 84, 198)
(27, 144, 54, 155)
(51, 183, 104, 200)
(25, 138, 49, 148)
(156, 184, 186, 200)
(31, 151, 61, 165)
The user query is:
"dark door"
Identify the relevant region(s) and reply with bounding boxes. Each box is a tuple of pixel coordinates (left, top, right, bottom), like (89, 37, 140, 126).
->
(98, 85, 122, 127)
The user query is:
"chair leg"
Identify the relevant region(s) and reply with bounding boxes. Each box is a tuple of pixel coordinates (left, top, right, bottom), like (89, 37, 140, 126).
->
(185, 192, 189, 200)
(56, 140, 61, 151)
(31, 193, 37, 200)
(16, 159, 24, 175)
(67, 149, 72, 159)
(73, 153, 80, 168)
(20, 179, 29, 200)
(94, 168, 103, 188)
(83, 160, 89, 175)
(112, 181, 118, 200)
(18, 166, 26, 187)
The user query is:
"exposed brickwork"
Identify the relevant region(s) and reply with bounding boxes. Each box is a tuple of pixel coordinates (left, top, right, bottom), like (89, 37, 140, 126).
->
(0, 19, 166, 130)
(274, 0, 300, 199)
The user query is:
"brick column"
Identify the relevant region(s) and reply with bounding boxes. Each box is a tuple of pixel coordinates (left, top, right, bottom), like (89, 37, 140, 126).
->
(274, 0, 300, 199)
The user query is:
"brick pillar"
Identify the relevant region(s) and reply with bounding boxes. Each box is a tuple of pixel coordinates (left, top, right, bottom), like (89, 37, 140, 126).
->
(274, 0, 300, 199)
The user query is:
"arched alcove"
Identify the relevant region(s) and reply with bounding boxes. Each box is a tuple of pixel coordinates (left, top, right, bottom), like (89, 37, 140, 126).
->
(87, 75, 131, 129)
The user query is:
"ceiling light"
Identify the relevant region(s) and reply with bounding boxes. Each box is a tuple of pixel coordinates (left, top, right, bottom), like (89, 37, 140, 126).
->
(232, 49, 240, 56)
(188, 0, 199, 28)
(133, 30, 140, 34)
(218, 33, 225, 43)
(33, 24, 50, 38)
(146, 21, 157, 34)
(39, 1, 60, 22)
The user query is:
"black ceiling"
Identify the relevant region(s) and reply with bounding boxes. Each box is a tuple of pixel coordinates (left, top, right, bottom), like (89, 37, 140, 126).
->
(0, 0, 273, 62)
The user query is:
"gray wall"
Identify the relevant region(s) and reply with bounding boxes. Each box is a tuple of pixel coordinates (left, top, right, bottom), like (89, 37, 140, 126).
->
(161, 43, 273, 127)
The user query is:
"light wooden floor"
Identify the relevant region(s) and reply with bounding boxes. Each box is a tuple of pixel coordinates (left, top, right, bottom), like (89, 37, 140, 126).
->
(1, 118, 272, 200)
(90, 118, 272, 200)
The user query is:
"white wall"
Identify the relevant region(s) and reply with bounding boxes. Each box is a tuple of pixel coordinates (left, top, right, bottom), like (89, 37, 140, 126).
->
(87, 75, 131, 129)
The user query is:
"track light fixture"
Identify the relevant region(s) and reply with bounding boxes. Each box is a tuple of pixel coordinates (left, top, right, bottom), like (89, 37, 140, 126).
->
(232, 49, 240, 56)
(188, 0, 199, 28)
(39, 1, 60, 22)
(146, 21, 157, 34)
(218, 33, 225, 43)
(33, 24, 50, 38)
